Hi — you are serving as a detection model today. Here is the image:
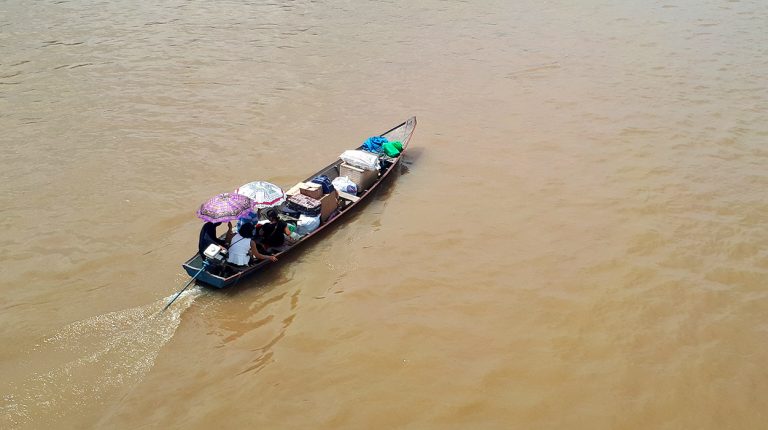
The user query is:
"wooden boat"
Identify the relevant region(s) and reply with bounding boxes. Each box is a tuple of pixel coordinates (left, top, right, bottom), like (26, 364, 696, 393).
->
(182, 116, 417, 288)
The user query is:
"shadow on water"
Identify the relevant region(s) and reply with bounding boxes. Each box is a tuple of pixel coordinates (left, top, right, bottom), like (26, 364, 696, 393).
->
(402, 146, 423, 169)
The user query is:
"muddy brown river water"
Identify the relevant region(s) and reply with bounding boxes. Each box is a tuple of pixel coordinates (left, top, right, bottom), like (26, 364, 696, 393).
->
(1, 0, 767, 428)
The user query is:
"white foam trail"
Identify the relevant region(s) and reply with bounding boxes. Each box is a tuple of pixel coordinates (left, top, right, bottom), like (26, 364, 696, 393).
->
(1, 287, 203, 429)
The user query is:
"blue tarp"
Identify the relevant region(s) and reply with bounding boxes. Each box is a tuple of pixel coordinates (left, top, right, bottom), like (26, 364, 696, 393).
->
(362, 136, 388, 153)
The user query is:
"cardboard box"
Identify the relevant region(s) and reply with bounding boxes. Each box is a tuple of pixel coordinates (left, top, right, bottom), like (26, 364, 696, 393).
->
(299, 182, 323, 199)
(286, 182, 305, 197)
(318, 189, 339, 222)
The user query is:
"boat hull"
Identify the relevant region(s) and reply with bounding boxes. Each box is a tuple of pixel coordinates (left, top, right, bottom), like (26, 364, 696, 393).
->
(181, 116, 417, 289)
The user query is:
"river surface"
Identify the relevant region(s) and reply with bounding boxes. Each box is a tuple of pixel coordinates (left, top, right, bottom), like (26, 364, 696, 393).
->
(1, 0, 767, 428)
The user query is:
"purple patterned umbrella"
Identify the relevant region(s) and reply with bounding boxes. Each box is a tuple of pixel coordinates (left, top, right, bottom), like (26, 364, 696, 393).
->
(196, 192, 254, 223)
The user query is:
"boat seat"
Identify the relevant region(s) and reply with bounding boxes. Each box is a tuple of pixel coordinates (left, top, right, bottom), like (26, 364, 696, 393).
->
(337, 190, 360, 203)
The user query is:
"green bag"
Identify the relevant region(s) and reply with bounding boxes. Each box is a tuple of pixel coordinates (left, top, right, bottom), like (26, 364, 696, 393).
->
(381, 140, 403, 157)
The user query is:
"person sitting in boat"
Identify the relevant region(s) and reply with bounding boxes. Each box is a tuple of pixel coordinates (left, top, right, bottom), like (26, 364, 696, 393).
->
(227, 222, 278, 266)
(198, 221, 233, 259)
(236, 209, 260, 230)
(257, 209, 293, 250)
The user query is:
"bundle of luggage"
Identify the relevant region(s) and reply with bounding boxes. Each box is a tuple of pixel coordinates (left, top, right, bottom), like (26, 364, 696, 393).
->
(361, 136, 403, 157)
(284, 175, 339, 235)
(316, 135, 403, 203)
(280, 135, 404, 236)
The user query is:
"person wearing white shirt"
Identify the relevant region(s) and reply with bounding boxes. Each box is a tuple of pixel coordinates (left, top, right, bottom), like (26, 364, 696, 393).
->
(227, 223, 277, 266)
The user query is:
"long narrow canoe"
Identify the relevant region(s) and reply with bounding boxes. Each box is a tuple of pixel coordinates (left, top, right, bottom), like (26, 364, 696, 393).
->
(182, 116, 417, 288)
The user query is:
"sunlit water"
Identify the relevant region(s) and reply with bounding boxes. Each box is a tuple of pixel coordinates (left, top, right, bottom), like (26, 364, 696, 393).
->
(1, 0, 767, 428)
(1, 289, 200, 428)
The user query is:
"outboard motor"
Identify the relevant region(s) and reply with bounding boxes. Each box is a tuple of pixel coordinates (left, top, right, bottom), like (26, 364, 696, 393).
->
(203, 244, 228, 275)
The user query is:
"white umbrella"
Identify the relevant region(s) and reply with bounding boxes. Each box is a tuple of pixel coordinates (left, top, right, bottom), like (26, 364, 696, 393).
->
(234, 181, 286, 209)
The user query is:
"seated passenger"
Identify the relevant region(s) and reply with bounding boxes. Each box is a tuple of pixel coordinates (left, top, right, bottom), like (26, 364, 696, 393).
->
(227, 223, 278, 266)
(258, 209, 293, 249)
(237, 209, 260, 230)
(198, 221, 233, 259)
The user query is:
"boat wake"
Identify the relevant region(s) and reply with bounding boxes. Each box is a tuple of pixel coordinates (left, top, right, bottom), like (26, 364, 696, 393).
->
(1, 287, 202, 429)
